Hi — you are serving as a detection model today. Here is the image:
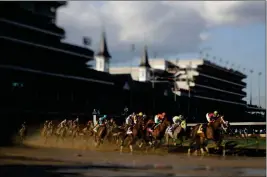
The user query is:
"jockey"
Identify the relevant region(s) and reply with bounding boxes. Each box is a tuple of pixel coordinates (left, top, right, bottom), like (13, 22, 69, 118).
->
(133, 112, 142, 123)
(48, 120, 53, 128)
(99, 115, 107, 125)
(125, 114, 133, 125)
(109, 118, 117, 128)
(126, 114, 134, 134)
(44, 120, 49, 128)
(59, 119, 67, 128)
(170, 115, 183, 130)
(152, 112, 165, 130)
(73, 117, 79, 125)
(21, 121, 26, 129)
(197, 111, 220, 134)
(72, 117, 79, 130)
(93, 115, 107, 132)
(206, 111, 220, 125)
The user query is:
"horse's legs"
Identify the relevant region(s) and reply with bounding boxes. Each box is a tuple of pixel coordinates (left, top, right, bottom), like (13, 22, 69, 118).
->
(129, 135, 136, 155)
(200, 141, 205, 155)
(200, 138, 209, 155)
(179, 135, 184, 146)
(165, 133, 169, 147)
(187, 139, 195, 155)
(120, 134, 128, 153)
(204, 145, 209, 154)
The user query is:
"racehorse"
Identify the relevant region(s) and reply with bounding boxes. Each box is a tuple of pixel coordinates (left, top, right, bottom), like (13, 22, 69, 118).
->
(165, 119, 187, 146)
(188, 116, 229, 155)
(145, 118, 171, 149)
(120, 116, 146, 154)
(81, 121, 94, 137)
(18, 125, 27, 143)
(55, 124, 68, 143)
(94, 123, 108, 147)
(106, 120, 124, 145)
(42, 122, 54, 144)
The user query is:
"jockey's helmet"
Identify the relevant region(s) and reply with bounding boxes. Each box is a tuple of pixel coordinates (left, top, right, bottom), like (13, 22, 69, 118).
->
(138, 112, 143, 116)
(162, 112, 166, 117)
(103, 115, 107, 118)
(214, 111, 218, 116)
(179, 115, 184, 119)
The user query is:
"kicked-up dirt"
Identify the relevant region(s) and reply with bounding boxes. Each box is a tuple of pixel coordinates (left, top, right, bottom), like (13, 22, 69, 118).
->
(0, 133, 265, 177)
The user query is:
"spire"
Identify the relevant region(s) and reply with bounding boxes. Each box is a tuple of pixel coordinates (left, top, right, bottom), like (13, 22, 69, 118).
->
(139, 45, 151, 68)
(96, 29, 111, 59)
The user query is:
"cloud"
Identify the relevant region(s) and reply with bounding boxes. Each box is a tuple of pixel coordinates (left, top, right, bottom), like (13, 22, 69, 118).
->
(57, 1, 265, 64)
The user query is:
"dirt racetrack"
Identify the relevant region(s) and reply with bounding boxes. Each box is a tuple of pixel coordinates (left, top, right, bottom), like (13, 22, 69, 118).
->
(0, 133, 266, 177)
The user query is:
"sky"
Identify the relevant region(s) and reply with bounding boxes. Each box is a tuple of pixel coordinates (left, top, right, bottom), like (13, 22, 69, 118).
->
(56, 1, 266, 108)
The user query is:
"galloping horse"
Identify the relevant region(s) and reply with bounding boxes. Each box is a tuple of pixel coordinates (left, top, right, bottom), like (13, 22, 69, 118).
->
(188, 116, 229, 155)
(42, 122, 54, 144)
(145, 118, 171, 148)
(55, 124, 68, 143)
(120, 116, 146, 154)
(106, 120, 124, 145)
(94, 123, 108, 147)
(18, 124, 27, 143)
(81, 121, 94, 137)
(165, 120, 187, 146)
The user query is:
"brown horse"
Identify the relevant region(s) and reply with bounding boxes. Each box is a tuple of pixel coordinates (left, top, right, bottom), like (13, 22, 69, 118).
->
(188, 116, 229, 155)
(94, 124, 108, 147)
(106, 121, 125, 145)
(42, 122, 54, 144)
(72, 122, 94, 142)
(120, 117, 146, 154)
(145, 118, 171, 148)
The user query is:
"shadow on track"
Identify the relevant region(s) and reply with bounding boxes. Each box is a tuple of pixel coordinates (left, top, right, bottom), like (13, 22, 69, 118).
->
(0, 159, 173, 177)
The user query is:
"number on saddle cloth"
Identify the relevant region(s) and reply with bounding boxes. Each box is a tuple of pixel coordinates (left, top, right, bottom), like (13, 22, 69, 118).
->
(126, 127, 133, 134)
(181, 120, 186, 129)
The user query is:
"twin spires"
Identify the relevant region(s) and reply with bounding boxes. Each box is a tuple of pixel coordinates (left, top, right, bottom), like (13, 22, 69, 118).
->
(95, 28, 151, 70)
(95, 28, 111, 73)
(96, 30, 111, 59)
(139, 45, 151, 68)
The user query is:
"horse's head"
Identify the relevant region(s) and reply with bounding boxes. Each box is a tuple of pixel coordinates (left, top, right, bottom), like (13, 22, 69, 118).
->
(221, 117, 230, 132)
(216, 116, 229, 130)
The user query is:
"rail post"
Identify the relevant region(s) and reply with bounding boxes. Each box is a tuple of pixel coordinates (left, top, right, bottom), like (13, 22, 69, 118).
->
(92, 109, 98, 126)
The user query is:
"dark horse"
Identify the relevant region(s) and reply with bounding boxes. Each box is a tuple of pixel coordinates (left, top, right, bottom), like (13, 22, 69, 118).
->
(94, 123, 108, 147)
(120, 117, 146, 154)
(145, 118, 171, 149)
(188, 116, 229, 155)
